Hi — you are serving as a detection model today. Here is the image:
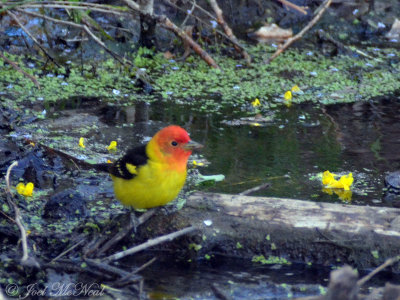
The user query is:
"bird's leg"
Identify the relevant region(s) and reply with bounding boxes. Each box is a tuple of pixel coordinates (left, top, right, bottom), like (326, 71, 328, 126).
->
(160, 204, 178, 215)
(129, 207, 140, 233)
(129, 207, 158, 232)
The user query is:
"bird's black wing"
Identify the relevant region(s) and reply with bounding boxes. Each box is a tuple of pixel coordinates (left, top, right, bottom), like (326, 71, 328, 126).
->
(108, 144, 149, 179)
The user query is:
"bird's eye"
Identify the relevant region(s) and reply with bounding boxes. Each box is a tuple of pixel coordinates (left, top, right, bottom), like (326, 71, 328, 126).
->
(171, 141, 178, 146)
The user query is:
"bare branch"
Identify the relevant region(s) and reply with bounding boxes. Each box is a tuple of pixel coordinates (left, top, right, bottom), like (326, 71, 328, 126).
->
(4, 161, 36, 266)
(239, 182, 271, 196)
(276, 0, 308, 15)
(0, 51, 40, 88)
(156, 15, 220, 68)
(103, 226, 197, 262)
(7, 10, 60, 67)
(208, 0, 250, 63)
(120, 0, 141, 12)
(266, 0, 332, 64)
(95, 208, 157, 257)
(357, 256, 400, 287)
(82, 25, 131, 65)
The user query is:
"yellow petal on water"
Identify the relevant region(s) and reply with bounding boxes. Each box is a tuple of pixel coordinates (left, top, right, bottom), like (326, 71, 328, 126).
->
(16, 183, 26, 195)
(193, 160, 204, 166)
(291, 85, 301, 92)
(107, 141, 117, 151)
(24, 182, 34, 197)
(16, 182, 34, 197)
(284, 91, 292, 101)
(338, 173, 354, 191)
(251, 98, 261, 107)
(79, 137, 86, 148)
(326, 179, 344, 189)
(322, 170, 337, 185)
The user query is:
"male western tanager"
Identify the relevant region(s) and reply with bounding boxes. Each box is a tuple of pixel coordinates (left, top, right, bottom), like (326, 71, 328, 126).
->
(96, 125, 203, 209)
(25, 125, 201, 209)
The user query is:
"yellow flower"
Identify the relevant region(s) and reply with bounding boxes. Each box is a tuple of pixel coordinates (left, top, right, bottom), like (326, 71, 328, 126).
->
(338, 173, 353, 191)
(251, 122, 261, 127)
(107, 141, 118, 151)
(291, 85, 301, 92)
(192, 160, 204, 167)
(107, 159, 113, 164)
(29, 142, 35, 147)
(322, 170, 337, 185)
(251, 98, 261, 107)
(284, 91, 292, 101)
(16, 182, 34, 197)
(79, 137, 85, 148)
(322, 171, 353, 190)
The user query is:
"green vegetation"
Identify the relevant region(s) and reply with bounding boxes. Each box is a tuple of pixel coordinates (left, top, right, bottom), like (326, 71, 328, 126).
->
(252, 254, 291, 265)
(1, 45, 399, 114)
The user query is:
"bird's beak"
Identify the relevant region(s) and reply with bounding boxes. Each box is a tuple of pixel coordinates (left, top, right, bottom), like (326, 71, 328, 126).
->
(183, 140, 203, 151)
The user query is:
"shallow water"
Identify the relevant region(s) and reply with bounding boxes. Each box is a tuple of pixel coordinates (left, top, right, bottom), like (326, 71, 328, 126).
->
(15, 96, 400, 299)
(198, 98, 400, 206)
(85, 96, 400, 207)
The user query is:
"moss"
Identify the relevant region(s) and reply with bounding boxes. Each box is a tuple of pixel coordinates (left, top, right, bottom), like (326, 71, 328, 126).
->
(252, 254, 291, 265)
(1, 45, 399, 114)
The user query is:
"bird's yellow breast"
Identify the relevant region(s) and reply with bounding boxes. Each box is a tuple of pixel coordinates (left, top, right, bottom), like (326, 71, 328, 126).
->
(111, 160, 187, 209)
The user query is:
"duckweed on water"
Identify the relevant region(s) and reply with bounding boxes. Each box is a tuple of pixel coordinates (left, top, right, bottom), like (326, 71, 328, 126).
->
(0, 45, 399, 112)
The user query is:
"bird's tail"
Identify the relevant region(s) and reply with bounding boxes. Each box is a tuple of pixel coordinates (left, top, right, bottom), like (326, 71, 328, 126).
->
(24, 139, 111, 173)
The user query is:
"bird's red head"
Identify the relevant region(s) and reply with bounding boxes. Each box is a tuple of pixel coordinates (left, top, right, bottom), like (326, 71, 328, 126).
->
(148, 125, 203, 167)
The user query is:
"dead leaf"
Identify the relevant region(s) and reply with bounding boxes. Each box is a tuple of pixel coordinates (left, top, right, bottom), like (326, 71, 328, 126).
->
(386, 18, 400, 40)
(248, 24, 293, 43)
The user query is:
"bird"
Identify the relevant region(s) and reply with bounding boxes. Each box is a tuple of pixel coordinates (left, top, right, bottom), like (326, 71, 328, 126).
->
(26, 125, 202, 209)
(96, 125, 203, 209)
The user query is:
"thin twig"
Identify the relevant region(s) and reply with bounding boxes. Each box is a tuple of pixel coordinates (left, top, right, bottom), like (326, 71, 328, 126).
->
(16, 8, 85, 29)
(0, 51, 40, 88)
(116, 257, 157, 286)
(164, 0, 249, 55)
(208, 0, 250, 64)
(85, 258, 132, 277)
(103, 226, 197, 262)
(44, 259, 114, 279)
(51, 239, 85, 263)
(266, 0, 332, 63)
(15, 4, 130, 17)
(357, 256, 400, 287)
(5, 161, 29, 263)
(181, 0, 196, 27)
(96, 208, 157, 257)
(156, 15, 219, 68)
(239, 182, 271, 196)
(7, 10, 60, 67)
(82, 24, 131, 66)
(120, 0, 140, 12)
(277, 0, 308, 15)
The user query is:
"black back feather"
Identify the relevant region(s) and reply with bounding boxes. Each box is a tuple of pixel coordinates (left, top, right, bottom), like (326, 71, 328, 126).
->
(108, 144, 149, 179)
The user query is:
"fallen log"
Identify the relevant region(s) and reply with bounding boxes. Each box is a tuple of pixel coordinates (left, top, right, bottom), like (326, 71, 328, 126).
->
(145, 192, 400, 271)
